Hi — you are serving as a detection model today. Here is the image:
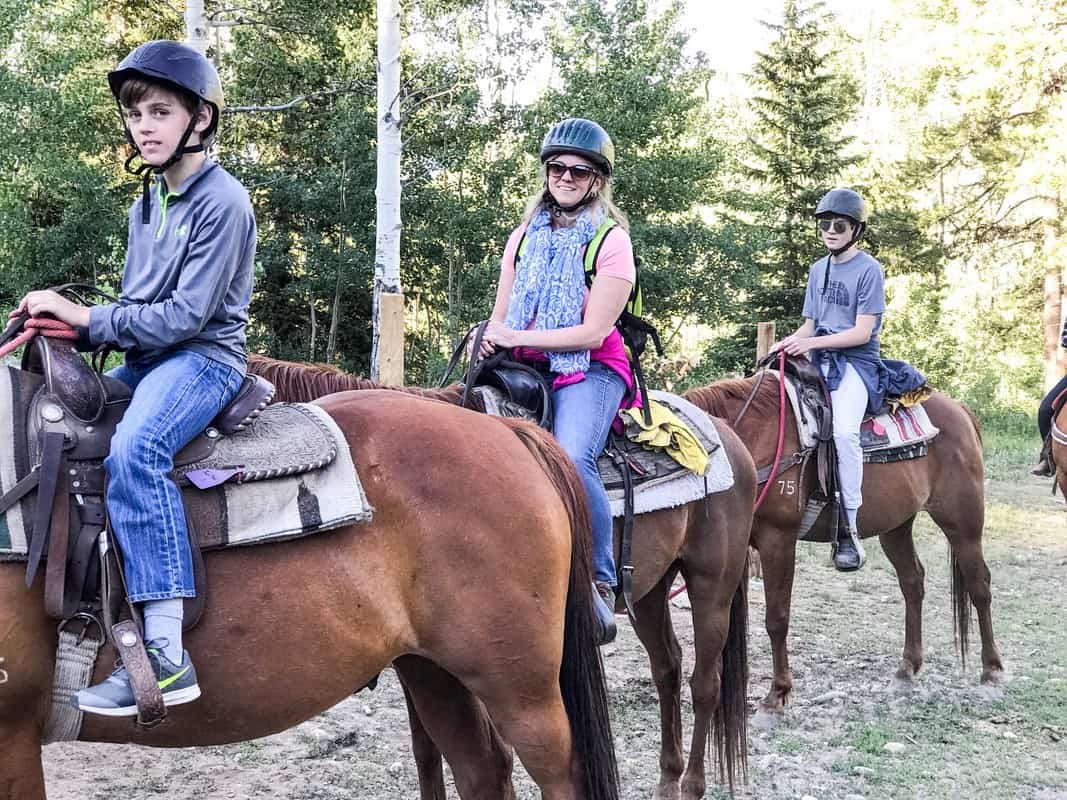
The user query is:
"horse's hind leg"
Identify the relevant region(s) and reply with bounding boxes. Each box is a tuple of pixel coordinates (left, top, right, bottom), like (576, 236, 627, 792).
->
(629, 574, 685, 800)
(878, 519, 925, 691)
(394, 655, 515, 800)
(927, 503, 1005, 684)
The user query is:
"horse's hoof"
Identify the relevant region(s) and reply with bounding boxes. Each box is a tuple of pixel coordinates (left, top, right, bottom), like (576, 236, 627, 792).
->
(981, 668, 1007, 686)
(751, 706, 784, 730)
(976, 669, 1008, 702)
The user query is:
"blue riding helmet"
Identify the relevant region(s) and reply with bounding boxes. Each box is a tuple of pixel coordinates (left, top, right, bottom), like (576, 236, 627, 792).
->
(108, 40, 225, 140)
(540, 118, 615, 176)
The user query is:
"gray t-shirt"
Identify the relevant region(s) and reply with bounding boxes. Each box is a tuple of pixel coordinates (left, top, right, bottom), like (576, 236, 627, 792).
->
(801, 250, 885, 337)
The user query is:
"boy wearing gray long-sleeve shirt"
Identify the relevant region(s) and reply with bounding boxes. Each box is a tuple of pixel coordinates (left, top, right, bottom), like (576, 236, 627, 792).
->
(16, 40, 257, 716)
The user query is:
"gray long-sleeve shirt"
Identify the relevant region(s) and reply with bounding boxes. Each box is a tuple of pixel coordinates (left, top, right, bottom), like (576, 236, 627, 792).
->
(89, 160, 256, 373)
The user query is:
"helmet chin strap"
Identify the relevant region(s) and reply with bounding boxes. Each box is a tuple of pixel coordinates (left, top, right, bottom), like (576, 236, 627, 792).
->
(542, 182, 598, 217)
(117, 102, 205, 224)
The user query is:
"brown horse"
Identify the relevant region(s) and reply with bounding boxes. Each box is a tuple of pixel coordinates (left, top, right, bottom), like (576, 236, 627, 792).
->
(684, 374, 1005, 724)
(1050, 405, 1067, 498)
(1, 388, 619, 800)
(248, 354, 755, 800)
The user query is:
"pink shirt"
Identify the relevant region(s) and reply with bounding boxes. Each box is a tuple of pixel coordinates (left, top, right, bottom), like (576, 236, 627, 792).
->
(499, 222, 637, 395)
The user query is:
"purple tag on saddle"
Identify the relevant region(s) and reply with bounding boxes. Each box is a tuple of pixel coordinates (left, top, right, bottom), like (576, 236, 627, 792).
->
(185, 467, 244, 490)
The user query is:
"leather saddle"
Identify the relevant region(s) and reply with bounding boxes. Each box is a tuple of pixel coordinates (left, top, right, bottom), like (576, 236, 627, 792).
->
(8, 337, 276, 625)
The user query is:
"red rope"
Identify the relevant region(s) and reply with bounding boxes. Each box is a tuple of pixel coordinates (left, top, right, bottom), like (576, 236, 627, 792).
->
(0, 317, 79, 360)
(753, 349, 787, 512)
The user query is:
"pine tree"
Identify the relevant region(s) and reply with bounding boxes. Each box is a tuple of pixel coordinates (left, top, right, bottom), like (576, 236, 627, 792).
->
(713, 0, 859, 370)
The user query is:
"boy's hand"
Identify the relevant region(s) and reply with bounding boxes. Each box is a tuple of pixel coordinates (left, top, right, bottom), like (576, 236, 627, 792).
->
(12, 291, 91, 328)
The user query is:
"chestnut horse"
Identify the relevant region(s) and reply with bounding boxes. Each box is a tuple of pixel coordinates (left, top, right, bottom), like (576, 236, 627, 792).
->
(1051, 405, 1067, 498)
(1, 388, 619, 800)
(684, 373, 1005, 724)
(248, 354, 755, 800)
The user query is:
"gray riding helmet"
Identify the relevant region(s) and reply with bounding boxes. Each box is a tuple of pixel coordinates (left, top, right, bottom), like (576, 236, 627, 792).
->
(814, 187, 868, 225)
(540, 118, 615, 176)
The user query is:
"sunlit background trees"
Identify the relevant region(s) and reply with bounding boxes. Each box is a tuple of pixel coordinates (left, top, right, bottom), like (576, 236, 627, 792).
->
(1, 0, 1064, 435)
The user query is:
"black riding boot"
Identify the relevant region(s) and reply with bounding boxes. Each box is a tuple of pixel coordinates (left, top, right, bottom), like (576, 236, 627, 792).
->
(832, 526, 865, 572)
(1032, 437, 1054, 476)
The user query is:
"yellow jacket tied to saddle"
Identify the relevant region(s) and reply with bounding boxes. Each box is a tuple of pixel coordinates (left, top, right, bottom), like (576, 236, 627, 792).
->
(618, 400, 709, 476)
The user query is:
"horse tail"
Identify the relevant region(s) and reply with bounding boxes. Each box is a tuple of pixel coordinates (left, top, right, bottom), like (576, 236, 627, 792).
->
(952, 399, 983, 665)
(502, 419, 620, 800)
(713, 558, 750, 791)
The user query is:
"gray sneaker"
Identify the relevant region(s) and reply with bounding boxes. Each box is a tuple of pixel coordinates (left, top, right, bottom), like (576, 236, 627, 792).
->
(72, 642, 200, 717)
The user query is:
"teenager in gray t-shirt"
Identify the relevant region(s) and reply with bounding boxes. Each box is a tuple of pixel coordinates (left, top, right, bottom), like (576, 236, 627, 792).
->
(774, 188, 885, 573)
(801, 250, 885, 339)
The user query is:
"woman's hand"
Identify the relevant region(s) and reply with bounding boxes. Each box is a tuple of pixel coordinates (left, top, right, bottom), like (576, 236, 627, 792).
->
(482, 320, 519, 353)
(11, 291, 90, 328)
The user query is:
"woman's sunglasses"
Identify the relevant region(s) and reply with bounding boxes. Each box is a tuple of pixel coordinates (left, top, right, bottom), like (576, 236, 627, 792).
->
(545, 161, 600, 182)
(818, 218, 852, 235)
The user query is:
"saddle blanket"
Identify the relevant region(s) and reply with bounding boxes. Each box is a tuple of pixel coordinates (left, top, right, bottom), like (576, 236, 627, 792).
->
(178, 403, 372, 551)
(602, 390, 734, 517)
(0, 362, 372, 558)
(778, 371, 939, 456)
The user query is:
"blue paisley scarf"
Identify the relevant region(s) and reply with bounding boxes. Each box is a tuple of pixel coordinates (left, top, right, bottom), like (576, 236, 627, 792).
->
(505, 206, 605, 376)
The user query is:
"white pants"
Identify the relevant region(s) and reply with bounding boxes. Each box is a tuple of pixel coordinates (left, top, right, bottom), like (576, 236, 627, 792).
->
(820, 361, 867, 514)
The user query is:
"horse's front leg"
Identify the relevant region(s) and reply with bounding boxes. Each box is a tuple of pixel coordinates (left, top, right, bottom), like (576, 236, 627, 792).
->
(630, 578, 685, 800)
(752, 523, 796, 728)
(878, 520, 926, 693)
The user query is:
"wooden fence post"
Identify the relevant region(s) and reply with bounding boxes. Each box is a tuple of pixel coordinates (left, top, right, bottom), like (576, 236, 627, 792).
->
(756, 321, 776, 363)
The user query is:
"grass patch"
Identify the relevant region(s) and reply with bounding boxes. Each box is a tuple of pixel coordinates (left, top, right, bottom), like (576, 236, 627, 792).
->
(853, 725, 890, 754)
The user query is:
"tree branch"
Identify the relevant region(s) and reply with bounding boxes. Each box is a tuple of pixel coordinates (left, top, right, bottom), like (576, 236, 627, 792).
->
(226, 83, 371, 113)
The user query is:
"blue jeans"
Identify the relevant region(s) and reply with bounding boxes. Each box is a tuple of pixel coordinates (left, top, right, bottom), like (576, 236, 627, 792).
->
(106, 350, 243, 602)
(551, 363, 627, 587)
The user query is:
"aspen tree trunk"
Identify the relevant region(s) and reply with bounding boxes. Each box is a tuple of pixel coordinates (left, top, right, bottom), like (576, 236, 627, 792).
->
(327, 159, 346, 364)
(371, 0, 404, 384)
(184, 0, 209, 54)
(1043, 204, 1066, 391)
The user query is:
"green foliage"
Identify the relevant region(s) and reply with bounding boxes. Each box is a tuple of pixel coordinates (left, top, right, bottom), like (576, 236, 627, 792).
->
(0, 0, 1060, 421)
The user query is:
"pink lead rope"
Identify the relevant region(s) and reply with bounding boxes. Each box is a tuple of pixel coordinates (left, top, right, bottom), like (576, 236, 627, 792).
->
(0, 317, 79, 360)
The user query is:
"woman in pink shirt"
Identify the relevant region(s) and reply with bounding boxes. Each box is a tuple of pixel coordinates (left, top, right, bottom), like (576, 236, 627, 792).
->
(481, 118, 636, 644)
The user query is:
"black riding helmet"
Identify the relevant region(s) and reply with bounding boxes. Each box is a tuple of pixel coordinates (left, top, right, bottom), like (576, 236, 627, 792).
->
(108, 41, 225, 223)
(539, 118, 615, 214)
(814, 187, 869, 291)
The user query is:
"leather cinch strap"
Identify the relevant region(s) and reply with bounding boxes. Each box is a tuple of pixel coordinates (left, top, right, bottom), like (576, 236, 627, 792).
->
(25, 430, 66, 588)
(43, 462, 70, 619)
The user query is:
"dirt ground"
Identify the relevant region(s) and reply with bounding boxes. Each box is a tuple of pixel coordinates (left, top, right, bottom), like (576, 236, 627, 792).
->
(43, 473, 1067, 800)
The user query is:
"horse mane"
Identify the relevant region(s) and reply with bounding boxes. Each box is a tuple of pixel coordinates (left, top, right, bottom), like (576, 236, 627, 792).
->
(684, 374, 779, 421)
(247, 354, 463, 404)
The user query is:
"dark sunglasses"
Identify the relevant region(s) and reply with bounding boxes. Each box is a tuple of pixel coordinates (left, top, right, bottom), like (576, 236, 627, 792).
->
(545, 161, 600, 182)
(817, 218, 852, 235)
